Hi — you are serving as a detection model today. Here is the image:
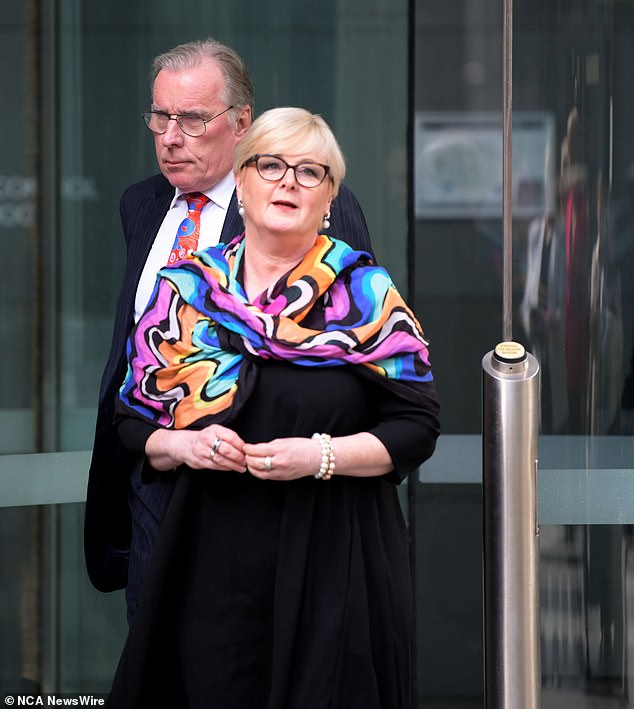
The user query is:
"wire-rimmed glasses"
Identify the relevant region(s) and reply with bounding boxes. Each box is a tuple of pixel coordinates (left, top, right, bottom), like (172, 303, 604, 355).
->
(142, 105, 234, 137)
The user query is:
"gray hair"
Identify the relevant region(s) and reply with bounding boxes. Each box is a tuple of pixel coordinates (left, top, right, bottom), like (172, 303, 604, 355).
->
(150, 38, 254, 122)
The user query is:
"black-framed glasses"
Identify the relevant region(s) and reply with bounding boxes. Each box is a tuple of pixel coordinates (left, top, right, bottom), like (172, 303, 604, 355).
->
(243, 154, 330, 188)
(142, 105, 234, 137)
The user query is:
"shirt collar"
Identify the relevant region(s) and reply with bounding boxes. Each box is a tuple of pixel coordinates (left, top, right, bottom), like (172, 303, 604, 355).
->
(171, 170, 236, 210)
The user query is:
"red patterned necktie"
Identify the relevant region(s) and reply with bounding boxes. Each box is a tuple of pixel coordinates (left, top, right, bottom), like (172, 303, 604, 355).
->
(167, 192, 210, 265)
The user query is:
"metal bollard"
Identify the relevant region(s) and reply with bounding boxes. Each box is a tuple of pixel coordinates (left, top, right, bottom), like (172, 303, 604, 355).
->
(482, 341, 540, 709)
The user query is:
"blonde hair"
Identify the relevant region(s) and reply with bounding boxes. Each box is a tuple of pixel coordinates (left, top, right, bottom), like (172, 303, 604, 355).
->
(233, 107, 346, 196)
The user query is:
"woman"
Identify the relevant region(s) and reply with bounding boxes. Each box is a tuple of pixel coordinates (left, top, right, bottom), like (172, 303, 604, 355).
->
(109, 107, 440, 709)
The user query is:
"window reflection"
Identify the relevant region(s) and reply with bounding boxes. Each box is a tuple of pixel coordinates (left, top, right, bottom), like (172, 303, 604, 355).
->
(414, 0, 634, 705)
(513, 2, 634, 704)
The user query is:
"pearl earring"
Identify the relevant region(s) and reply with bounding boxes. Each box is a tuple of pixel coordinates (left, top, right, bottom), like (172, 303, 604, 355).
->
(238, 199, 245, 218)
(322, 212, 331, 230)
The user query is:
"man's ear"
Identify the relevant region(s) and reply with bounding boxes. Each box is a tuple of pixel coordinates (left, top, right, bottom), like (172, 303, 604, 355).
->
(235, 106, 252, 138)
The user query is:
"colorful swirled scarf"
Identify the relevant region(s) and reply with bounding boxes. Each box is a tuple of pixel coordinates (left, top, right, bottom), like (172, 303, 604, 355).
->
(118, 234, 433, 429)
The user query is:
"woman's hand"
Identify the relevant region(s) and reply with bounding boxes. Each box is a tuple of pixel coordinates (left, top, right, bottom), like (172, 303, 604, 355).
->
(145, 425, 247, 473)
(244, 437, 322, 481)
(245, 432, 393, 481)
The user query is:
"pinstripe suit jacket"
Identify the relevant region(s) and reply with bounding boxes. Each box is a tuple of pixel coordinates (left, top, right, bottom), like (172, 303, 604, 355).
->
(84, 173, 372, 592)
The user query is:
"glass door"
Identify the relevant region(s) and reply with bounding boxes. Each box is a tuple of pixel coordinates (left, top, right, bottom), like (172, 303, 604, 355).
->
(413, 0, 634, 706)
(515, 2, 634, 705)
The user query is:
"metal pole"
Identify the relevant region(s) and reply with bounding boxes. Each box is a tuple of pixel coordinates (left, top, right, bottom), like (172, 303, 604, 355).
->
(482, 343, 540, 708)
(502, 0, 513, 342)
(482, 0, 541, 703)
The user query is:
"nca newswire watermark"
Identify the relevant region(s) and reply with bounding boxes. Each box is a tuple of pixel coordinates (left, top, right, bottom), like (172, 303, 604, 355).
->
(4, 695, 108, 706)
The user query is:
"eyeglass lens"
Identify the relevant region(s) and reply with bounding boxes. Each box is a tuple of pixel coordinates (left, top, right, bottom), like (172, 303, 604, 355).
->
(255, 156, 327, 187)
(143, 112, 206, 137)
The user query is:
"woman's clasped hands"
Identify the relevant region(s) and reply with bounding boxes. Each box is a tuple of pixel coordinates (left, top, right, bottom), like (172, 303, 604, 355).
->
(145, 426, 324, 480)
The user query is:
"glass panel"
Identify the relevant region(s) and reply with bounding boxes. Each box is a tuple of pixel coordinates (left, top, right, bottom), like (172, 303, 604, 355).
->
(0, 2, 44, 698)
(0, 1, 36, 454)
(413, 0, 634, 707)
(413, 1, 503, 704)
(514, 1, 634, 704)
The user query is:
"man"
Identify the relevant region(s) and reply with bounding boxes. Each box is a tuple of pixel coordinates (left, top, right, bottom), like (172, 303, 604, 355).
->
(84, 37, 372, 621)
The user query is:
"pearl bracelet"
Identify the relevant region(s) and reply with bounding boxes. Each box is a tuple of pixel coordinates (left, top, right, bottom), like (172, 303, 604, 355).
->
(312, 432, 335, 480)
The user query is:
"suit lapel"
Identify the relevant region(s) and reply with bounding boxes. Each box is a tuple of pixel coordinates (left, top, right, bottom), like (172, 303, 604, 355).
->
(220, 190, 244, 244)
(137, 179, 173, 265)
(117, 177, 174, 345)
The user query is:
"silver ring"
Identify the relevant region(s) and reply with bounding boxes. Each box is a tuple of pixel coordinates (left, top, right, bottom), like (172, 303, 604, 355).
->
(211, 437, 222, 458)
(264, 456, 272, 472)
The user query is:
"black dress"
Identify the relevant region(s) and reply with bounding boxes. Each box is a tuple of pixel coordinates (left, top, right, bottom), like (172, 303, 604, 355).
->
(108, 359, 439, 709)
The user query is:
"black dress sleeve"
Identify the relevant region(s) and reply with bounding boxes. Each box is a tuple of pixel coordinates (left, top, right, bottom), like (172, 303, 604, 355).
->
(115, 414, 163, 483)
(116, 414, 157, 454)
(365, 378, 440, 484)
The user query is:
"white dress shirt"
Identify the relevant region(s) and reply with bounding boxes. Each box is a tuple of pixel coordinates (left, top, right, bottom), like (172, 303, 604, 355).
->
(134, 170, 236, 322)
